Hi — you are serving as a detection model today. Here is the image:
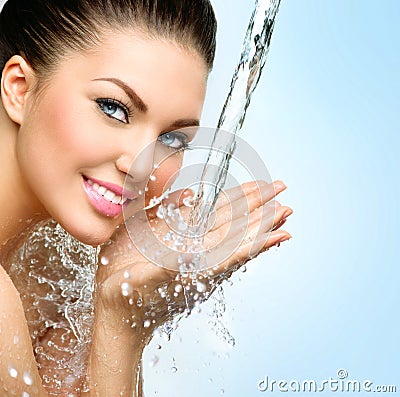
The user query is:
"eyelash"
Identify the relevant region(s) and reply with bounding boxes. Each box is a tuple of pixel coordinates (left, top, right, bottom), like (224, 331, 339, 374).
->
(95, 97, 133, 124)
(158, 131, 190, 151)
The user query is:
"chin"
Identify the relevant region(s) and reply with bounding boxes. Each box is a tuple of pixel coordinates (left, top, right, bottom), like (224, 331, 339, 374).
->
(58, 218, 118, 247)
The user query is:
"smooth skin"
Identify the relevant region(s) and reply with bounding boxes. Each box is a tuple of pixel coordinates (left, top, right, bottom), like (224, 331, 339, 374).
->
(0, 31, 292, 396)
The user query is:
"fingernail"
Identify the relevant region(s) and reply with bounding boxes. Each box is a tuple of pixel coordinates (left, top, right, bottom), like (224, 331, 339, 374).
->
(280, 233, 292, 242)
(273, 180, 287, 192)
(282, 208, 293, 218)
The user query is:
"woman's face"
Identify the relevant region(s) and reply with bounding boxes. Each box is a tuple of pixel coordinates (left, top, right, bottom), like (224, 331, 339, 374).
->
(17, 32, 208, 245)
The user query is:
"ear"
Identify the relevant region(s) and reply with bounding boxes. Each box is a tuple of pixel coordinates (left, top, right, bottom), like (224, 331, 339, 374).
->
(1, 55, 36, 125)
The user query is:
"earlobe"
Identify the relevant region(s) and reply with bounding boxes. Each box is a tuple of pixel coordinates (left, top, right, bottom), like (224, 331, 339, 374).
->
(1, 55, 36, 125)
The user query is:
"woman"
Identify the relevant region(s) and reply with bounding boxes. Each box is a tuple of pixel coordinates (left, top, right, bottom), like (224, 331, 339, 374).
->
(0, 0, 292, 395)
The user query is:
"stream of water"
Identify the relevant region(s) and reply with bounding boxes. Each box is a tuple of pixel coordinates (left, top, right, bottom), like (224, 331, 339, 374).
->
(188, 0, 282, 233)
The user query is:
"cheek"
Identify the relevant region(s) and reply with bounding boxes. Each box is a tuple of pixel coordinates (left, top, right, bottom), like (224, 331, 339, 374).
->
(27, 90, 112, 169)
(146, 153, 183, 198)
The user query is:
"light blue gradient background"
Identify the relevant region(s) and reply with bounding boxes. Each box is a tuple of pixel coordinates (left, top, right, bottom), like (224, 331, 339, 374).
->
(144, 1, 399, 396)
(1, 0, 397, 395)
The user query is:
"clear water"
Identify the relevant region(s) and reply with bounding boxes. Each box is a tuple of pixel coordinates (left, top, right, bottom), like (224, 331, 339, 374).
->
(189, 0, 282, 231)
(8, 220, 98, 393)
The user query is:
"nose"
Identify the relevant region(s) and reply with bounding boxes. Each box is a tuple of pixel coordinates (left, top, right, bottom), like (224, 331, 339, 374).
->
(115, 138, 157, 183)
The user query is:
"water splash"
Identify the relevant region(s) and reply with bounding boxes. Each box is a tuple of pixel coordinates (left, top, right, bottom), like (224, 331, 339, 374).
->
(8, 220, 98, 393)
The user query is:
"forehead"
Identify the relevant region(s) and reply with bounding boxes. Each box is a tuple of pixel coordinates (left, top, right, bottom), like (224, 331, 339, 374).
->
(54, 32, 208, 119)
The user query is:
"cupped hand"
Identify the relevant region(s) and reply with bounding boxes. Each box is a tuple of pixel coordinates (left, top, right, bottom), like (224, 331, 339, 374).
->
(95, 180, 292, 341)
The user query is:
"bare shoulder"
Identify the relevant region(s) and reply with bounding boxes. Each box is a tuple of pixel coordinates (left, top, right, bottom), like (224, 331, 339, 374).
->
(0, 263, 45, 395)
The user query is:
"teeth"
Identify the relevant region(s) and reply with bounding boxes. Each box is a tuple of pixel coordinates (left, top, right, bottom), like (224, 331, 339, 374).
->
(87, 178, 127, 205)
(104, 191, 115, 201)
(98, 186, 107, 195)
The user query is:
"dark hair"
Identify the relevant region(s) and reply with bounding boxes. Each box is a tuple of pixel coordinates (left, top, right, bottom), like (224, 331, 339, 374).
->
(0, 0, 217, 78)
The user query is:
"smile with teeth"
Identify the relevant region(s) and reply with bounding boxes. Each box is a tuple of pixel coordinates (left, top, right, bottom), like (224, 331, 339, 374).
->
(86, 179, 128, 205)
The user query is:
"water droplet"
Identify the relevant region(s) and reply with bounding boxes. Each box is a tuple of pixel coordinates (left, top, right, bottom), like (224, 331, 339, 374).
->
(174, 284, 183, 293)
(183, 196, 194, 208)
(23, 371, 33, 386)
(220, 388, 225, 394)
(196, 281, 207, 293)
(22, 392, 30, 397)
(123, 271, 131, 280)
(143, 319, 151, 328)
(171, 366, 178, 373)
(149, 355, 159, 367)
(8, 366, 18, 378)
(13, 335, 19, 345)
(150, 175, 156, 181)
(156, 344, 162, 350)
(156, 205, 165, 219)
(241, 265, 247, 273)
(121, 282, 133, 297)
(100, 256, 109, 266)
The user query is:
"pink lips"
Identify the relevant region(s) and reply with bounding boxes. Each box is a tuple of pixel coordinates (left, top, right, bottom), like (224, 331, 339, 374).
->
(82, 176, 135, 218)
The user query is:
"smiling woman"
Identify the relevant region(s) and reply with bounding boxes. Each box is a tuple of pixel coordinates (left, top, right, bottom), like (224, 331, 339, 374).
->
(0, 0, 292, 396)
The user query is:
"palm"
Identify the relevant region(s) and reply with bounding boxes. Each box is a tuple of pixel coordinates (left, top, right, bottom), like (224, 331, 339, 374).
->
(95, 181, 292, 337)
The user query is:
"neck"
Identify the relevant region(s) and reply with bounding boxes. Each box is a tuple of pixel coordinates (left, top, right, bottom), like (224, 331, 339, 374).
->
(0, 103, 49, 258)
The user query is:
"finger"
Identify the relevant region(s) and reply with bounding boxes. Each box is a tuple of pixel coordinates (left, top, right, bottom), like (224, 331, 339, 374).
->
(213, 181, 286, 228)
(212, 199, 290, 242)
(215, 180, 286, 212)
(214, 230, 292, 274)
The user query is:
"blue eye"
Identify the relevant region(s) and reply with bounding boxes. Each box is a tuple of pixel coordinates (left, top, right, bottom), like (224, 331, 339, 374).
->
(96, 99, 130, 124)
(158, 132, 188, 150)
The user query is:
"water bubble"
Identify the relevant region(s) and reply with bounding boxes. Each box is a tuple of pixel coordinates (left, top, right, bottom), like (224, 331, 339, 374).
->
(13, 335, 19, 345)
(8, 366, 18, 378)
(150, 175, 156, 182)
(123, 271, 132, 280)
(171, 366, 178, 373)
(149, 355, 159, 367)
(100, 256, 109, 266)
(22, 392, 30, 397)
(23, 371, 33, 386)
(156, 344, 162, 350)
(220, 389, 225, 394)
(121, 282, 133, 297)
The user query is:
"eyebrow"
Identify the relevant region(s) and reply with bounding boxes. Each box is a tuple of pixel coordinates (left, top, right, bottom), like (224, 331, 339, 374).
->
(92, 77, 148, 113)
(168, 119, 200, 131)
